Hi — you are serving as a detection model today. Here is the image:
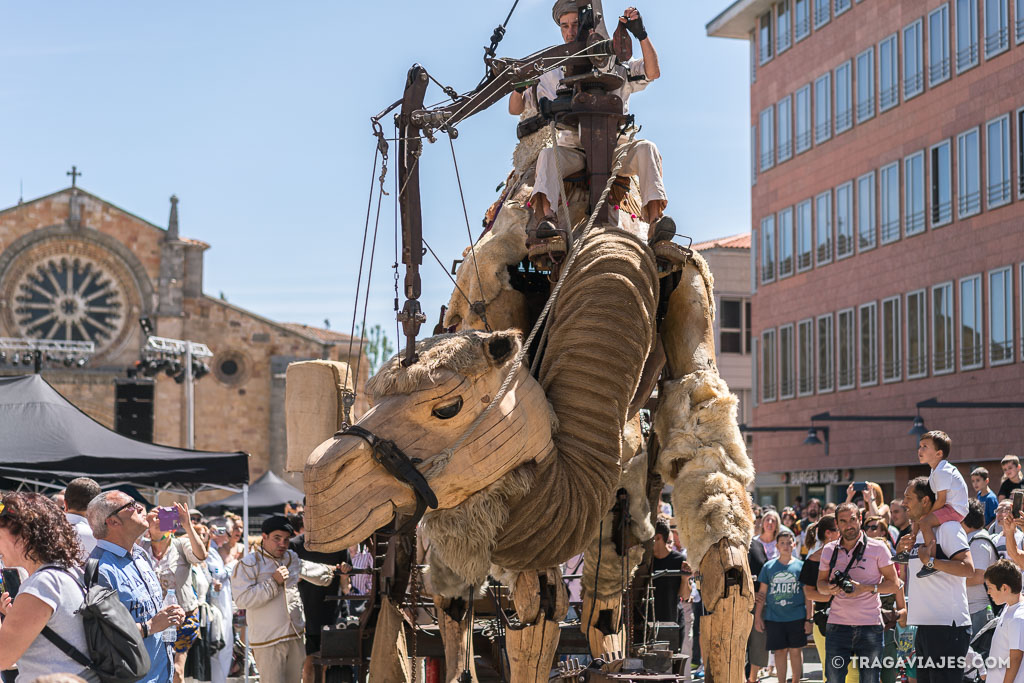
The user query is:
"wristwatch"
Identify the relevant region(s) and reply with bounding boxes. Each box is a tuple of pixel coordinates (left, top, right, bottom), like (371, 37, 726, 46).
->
(927, 558, 935, 569)
(871, 584, 878, 594)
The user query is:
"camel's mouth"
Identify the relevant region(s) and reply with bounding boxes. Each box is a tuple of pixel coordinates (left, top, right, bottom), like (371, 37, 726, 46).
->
(302, 417, 418, 552)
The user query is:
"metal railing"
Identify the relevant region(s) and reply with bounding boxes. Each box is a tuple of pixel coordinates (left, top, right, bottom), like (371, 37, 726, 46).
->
(880, 218, 901, 243)
(815, 119, 831, 143)
(905, 210, 926, 235)
(984, 27, 1008, 56)
(856, 96, 875, 122)
(955, 43, 978, 71)
(796, 129, 812, 152)
(958, 189, 981, 217)
(929, 57, 951, 83)
(987, 179, 1011, 206)
(907, 352, 929, 377)
(991, 340, 1015, 363)
(931, 200, 952, 225)
(880, 84, 899, 110)
(836, 107, 853, 131)
(904, 71, 924, 97)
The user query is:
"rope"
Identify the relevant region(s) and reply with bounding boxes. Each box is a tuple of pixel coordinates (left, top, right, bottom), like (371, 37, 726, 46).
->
(426, 128, 640, 478)
(423, 236, 472, 308)
(341, 145, 383, 425)
(448, 132, 491, 332)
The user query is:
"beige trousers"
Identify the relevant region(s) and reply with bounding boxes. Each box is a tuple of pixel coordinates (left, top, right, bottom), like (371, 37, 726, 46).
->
(531, 139, 668, 209)
(252, 637, 305, 683)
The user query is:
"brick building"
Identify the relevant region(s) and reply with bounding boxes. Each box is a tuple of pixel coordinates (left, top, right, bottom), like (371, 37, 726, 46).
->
(0, 185, 368, 495)
(709, 0, 1024, 506)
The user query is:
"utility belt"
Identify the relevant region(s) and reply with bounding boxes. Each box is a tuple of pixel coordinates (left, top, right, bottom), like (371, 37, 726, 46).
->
(516, 94, 575, 140)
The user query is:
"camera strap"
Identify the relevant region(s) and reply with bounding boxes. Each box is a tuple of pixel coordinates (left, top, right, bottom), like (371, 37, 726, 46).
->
(828, 533, 867, 579)
(822, 534, 868, 624)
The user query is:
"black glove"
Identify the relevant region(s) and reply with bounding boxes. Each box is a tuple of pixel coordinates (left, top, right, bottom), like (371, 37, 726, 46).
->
(514, 84, 527, 94)
(623, 10, 647, 41)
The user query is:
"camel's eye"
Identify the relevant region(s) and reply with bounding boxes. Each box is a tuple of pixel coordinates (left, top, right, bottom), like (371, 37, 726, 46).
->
(431, 397, 463, 420)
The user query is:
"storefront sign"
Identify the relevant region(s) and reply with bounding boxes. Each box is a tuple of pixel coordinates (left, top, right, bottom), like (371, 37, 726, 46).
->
(790, 469, 841, 485)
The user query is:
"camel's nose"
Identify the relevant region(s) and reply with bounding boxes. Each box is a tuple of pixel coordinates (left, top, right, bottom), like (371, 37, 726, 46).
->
(303, 422, 417, 552)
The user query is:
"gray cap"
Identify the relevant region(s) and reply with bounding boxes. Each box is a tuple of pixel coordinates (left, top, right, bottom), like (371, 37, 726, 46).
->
(552, 0, 577, 24)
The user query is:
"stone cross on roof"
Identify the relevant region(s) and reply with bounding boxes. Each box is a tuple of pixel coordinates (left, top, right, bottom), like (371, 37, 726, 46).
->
(66, 165, 82, 188)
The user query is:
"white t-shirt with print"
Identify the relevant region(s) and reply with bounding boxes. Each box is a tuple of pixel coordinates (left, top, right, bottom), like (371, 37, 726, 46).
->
(929, 459, 970, 516)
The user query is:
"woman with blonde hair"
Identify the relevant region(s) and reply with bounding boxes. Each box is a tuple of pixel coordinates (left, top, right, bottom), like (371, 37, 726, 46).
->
(758, 509, 784, 560)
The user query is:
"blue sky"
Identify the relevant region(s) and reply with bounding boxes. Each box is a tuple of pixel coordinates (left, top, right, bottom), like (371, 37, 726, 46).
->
(1, 1, 750, 345)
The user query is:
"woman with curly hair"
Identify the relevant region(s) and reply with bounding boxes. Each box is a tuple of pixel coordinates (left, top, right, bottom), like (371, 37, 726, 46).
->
(0, 492, 99, 682)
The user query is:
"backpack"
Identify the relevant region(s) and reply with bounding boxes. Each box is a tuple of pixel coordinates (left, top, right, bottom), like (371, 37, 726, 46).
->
(40, 560, 152, 683)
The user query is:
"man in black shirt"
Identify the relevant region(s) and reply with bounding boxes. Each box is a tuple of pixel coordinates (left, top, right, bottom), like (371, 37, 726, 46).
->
(747, 510, 769, 683)
(290, 518, 350, 683)
(651, 519, 690, 623)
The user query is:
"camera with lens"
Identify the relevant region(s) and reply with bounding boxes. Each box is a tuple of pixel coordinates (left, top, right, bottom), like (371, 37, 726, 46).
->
(830, 573, 856, 594)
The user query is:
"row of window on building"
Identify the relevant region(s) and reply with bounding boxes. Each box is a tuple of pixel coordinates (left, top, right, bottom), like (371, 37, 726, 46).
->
(755, 108, 1023, 287)
(754, 265, 1021, 403)
(752, 0, 1024, 181)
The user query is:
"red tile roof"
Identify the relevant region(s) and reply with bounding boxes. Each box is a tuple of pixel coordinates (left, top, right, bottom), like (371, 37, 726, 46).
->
(279, 323, 361, 345)
(692, 233, 751, 251)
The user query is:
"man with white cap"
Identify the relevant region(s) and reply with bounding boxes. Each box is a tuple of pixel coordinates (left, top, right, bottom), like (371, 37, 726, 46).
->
(509, 2, 672, 244)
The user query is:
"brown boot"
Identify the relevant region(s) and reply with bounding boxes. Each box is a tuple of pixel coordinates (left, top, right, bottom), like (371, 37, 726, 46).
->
(648, 215, 676, 245)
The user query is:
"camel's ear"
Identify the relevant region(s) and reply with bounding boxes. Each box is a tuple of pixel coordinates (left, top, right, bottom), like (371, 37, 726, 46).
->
(484, 331, 520, 366)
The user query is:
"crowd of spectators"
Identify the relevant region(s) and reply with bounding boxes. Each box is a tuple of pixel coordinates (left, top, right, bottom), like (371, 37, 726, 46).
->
(740, 438, 1024, 683)
(0, 486, 364, 683)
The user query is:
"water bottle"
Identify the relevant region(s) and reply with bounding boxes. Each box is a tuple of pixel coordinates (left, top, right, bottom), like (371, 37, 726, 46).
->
(162, 588, 178, 643)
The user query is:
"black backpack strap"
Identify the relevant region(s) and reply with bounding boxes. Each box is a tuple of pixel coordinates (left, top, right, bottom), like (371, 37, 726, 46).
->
(84, 557, 100, 588)
(40, 625, 94, 669)
(34, 565, 95, 668)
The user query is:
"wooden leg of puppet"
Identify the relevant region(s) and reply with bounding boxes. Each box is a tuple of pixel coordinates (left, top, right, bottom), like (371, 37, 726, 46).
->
(505, 570, 566, 683)
(368, 595, 411, 683)
(433, 595, 477, 683)
(661, 257, 718, 385)
(699, 538, 755, 683)
(579, 592, 625, 670)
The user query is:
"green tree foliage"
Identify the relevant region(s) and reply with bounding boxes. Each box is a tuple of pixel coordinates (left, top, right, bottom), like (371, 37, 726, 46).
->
(356, 323, 395, 375)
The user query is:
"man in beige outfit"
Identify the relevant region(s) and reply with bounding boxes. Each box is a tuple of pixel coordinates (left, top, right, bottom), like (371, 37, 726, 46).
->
(231, 516, 335, 683)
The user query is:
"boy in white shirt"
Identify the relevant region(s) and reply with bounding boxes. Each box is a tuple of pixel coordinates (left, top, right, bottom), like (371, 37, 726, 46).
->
(915, 431, 970, 577)
(984, 558, 1024, 682)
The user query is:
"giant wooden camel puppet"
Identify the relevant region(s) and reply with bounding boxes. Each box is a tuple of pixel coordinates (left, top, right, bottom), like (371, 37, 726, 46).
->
(296, 3, 755, 680)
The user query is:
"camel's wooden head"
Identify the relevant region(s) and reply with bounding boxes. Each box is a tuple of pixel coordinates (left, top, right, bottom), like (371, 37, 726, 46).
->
(303, 330, 555, 552)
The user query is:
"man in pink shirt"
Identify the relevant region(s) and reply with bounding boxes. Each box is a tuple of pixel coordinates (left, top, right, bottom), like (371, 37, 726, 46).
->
(816, 503, 901, 683)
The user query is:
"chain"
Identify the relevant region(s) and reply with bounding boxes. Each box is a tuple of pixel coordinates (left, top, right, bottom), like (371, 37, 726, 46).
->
(409, 557, 421, 682)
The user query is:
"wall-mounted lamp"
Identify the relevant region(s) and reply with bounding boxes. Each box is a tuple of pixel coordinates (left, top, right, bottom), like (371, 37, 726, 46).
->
(739, 424, 830, 455)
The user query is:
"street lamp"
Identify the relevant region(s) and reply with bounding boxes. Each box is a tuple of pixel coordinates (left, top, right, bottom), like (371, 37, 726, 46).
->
(739, 424, 830, 455)
(911, 397, 1024, 435)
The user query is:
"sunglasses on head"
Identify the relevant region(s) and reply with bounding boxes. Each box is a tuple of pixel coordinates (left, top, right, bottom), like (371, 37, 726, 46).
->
(106, 501, 143, 519)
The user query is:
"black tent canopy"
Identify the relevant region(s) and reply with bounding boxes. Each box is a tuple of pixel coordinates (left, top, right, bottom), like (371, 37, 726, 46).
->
(0, 374, 249, 488)
(198, 469, 302, 516)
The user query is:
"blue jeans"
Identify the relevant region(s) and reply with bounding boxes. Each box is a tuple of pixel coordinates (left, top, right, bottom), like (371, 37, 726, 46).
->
(825, 623, 884, 683)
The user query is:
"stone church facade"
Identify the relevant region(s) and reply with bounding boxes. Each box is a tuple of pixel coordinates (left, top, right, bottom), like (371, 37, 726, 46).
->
(0, 185, 368, 491)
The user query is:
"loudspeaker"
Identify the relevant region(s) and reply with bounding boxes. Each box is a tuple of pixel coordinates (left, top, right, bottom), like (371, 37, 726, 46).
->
(115, 379, 154, 442)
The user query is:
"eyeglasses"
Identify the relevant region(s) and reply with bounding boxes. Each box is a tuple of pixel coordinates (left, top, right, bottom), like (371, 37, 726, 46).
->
(865, 524, 880, 531)
(106, 501, 144, 519)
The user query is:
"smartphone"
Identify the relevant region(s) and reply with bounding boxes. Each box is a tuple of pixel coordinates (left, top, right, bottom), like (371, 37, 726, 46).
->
(1, 568, 21, 597)
(157, 506, 182, 532)
(852, 481, 868, 492)
(1012, 490, 1024, 520)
